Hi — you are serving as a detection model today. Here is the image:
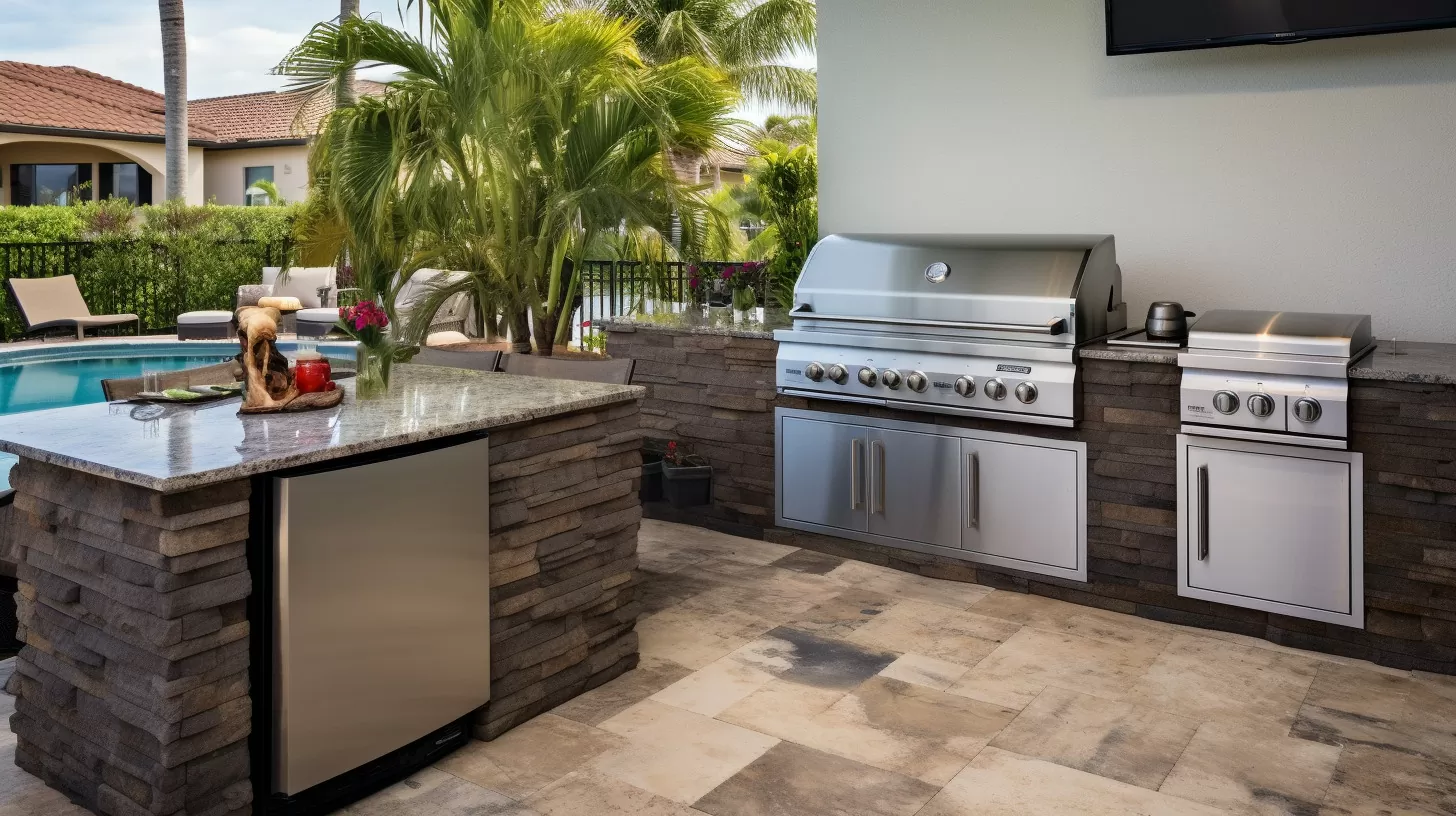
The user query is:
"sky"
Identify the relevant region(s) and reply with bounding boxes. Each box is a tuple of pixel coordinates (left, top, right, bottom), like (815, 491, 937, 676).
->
(2, 0, 813, 122)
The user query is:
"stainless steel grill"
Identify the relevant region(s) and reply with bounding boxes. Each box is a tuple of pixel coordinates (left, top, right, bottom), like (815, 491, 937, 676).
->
(774, 234, 1127, 427)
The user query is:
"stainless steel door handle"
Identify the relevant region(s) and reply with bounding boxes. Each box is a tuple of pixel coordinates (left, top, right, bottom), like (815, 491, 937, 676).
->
(870, 440, 886, 514)
(851, 439, 864, 510)
(967, 452, 980, 529)
(1197, 464, 1210, 561)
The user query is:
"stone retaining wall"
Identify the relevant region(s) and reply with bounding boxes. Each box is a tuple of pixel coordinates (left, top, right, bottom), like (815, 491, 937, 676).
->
(5, 459, 254, 816)
(606, 326, 1456, 674)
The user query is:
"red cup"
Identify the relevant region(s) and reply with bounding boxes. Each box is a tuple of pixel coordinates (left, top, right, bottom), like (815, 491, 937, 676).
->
(295, 357, 333, 394)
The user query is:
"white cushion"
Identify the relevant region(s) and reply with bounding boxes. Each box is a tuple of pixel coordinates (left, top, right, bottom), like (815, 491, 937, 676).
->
(261, 267, 337, 309)
(397, 269, 466, 313)
(426, 330, 470, 347)
(297, 307, 341, 323)
(177, 311, 233, 325)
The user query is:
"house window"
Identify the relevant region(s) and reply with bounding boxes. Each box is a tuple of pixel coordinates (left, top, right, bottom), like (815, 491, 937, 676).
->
(244, 166, 275, 206)
(9, 164, 92, 206)
(99, 163, 152, 205)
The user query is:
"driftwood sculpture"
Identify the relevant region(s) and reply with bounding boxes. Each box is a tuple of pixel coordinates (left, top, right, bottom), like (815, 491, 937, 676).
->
(236, 306, 343, 414)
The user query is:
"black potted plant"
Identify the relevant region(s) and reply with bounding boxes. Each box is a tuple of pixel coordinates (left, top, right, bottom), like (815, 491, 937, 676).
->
(640, 439, 667, 502)
(660, 441, 713, 507)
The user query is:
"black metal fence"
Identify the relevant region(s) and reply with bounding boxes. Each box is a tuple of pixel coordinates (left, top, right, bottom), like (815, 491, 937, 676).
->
(575, 260, 771, 333)
(0, 240, 287, 341)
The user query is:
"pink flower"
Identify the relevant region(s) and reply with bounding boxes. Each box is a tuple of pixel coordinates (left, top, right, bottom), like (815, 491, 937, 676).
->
(720, 267, 735, 280)
(581, 320, 592, 328)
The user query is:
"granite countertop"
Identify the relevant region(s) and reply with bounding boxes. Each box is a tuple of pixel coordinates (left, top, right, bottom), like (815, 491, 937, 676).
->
(0, 365, 643, 493)
(1078, 341, 1181, 366)
(602, 308, 791, 339)
(1350, 341, 1456, 385)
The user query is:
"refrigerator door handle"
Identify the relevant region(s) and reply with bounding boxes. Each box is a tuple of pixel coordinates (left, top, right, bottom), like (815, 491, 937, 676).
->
(967, 452, 980, 529)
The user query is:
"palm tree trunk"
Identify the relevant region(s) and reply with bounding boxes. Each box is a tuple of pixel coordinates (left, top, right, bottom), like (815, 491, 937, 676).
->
(508, 308, 532, 355)
(533, 310, 559, 357)
(668, 148, 702, 186)
(158, 0, 188, 202)
(338, 0, 360, 107)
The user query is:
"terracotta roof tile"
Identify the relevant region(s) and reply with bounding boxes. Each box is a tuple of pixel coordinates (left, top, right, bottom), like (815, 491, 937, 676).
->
(0, 61, 217, 140)
(190, 80, 387, 143)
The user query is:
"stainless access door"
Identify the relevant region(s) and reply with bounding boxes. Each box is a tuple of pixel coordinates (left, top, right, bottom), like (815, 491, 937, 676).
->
(779, 416, 868, 533)
(962, 437, 1081, 577)
(866, 428, 962, 548)
(274, 436, 492, 796)
(1179, 435, 1363, 628)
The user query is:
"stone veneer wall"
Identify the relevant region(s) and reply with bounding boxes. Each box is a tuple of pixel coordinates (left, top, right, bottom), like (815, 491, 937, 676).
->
(479, 400, 645, 739)
(606, 326, 1456, 675)
(6, 459, 255, 816)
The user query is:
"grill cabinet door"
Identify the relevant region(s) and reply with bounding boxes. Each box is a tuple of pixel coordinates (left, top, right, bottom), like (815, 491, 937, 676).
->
(1183, 442, 1355, 619)
(779, 416, 868, 533)
(961, 437, 1080, 572)
(867, 428, 962, 549)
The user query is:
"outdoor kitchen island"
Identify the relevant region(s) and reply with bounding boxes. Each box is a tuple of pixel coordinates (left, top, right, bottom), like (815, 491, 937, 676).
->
(0, 365, 645, 816)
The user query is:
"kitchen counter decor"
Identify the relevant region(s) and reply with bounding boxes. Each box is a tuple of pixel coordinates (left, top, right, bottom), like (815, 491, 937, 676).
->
(336, 300, 417, 399)
(236, 306, 345, 415)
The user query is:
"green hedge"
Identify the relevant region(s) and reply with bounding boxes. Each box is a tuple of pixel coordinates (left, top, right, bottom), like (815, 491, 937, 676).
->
(0, 202, 298, 340)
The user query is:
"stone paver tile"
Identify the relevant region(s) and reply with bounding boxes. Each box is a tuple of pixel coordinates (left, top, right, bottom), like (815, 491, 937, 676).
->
(748, 626, 898, 690)
(1318, 743, 1456, 815)
(847, 599, 1020, 666)
(915, 747, 1226, 816)
(717, 679, 849, 739)
(526, 770, 704, 816)
(640, 521, 798, 567)
(990, 685, 1200, 789)
(878, 653, 971, 692)
(948, 627, 1163, 710)
(786, 587, 898, 639)
(434, 714, 625, 799)
(636, 609, 761, 670)
(768, 549, 846, 575)
(826, 559, 993, 610)
(0, 743, 88, 816)
(651, 649, 780, 718)
(593, 700, 778, 804)
(550, 655, 694, 726)
(1128, 635, 1320, 733)
(970, 590, 1176, 651)
(692, 741, 939, 816)
(636, 566, 726, 616)
(1168, 624, 1411, 677)
(342, 766, 536, 816)
(1293, 661, 1456, 761)
(1159, 721, 1341, 816)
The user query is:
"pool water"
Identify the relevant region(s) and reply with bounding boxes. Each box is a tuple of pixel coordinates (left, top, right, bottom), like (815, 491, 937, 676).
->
(0, 353, 238, 490)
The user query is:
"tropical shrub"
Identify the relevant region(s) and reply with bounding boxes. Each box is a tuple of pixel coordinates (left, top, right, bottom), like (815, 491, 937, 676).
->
(745, 142, 817, 307)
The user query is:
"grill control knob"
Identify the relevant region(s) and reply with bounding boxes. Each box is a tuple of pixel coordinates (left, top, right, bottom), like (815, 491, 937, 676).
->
(804, 362, 825, 382)
(1213, 390, 1239, 415)
(954, 376, 976, 398)
(985, 379, 1008, 401)
(1248, 393, 1276, 418)
(1015, 382, 1039, 404)
(880, 369, 903, 390)
(826, 364, 848, 385)
(906, 371, 929, 393)
(858, 367, 879, 388)
(1293, 397, 1323, 424)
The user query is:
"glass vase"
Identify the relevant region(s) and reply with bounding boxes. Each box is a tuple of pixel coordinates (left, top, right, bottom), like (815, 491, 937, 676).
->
(355, 344, 391, 400)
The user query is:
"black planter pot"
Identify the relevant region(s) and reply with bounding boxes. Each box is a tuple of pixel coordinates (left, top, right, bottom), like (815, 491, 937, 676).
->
(662, 457, 713, 507)
(640, 456, 665, 503)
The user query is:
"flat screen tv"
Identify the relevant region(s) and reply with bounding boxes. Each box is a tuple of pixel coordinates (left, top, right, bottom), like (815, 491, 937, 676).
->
(1107, 1, 1456, 55)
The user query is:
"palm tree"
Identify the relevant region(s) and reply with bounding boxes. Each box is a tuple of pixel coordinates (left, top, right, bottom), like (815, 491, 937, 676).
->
(338, 0, 361, 106)
(158, 0, 188, 201)
(279, 0, 739, 354)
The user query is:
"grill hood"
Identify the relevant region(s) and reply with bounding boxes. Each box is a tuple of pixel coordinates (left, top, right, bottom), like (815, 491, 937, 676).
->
(790, 234, 1126, 345)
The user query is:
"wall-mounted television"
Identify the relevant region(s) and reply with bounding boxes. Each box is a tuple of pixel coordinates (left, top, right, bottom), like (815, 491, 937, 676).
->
(1107, 1, 1456, 55)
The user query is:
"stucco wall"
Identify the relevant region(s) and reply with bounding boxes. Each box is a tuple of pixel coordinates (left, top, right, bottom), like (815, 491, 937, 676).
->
(818, 0, 1456, 342)
(202, 145, 311, 206)
(0, 134, 204, 205)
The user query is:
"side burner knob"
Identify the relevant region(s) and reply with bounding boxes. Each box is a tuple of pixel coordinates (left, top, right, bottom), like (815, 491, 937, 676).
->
(985, 379, 1007, 401)
(954, 376, 976, 398)
(881, 369, 903, 390)
(804, 362, 825, 382)
(826, 364, 848, 384)
(906, 372, 929, 393)
(1213, 390, 1239, 415)
(1248, 393, 1276, 418)
(1015, 382, 1039, 404)
(858, 367, 879, 388)
(1293, 397, 1323, 424)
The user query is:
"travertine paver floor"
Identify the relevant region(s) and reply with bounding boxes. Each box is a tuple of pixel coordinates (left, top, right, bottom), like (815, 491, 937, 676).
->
(5, 519, 1456, 815)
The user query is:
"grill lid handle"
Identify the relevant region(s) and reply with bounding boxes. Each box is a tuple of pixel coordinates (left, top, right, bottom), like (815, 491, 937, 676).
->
(790, 306, 1068, 336)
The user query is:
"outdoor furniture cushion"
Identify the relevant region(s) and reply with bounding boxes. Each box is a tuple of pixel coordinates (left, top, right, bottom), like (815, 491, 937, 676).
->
(258, 296, 304, 311)
(297, 307, 340, 324)
(262, 267, 337, 309)
(236, 284, 274, 309)
(5, 275, 139, 339)
(500, 354, 635, 385)
(101, 360, 244, 401)
(426, 331, 471, 347)
(177, 310, 233, 325)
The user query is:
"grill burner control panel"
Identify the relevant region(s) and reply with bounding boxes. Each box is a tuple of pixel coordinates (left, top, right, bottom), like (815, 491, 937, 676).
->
(777, 342, 1077, 425)
(1180, 369, 1348, 439)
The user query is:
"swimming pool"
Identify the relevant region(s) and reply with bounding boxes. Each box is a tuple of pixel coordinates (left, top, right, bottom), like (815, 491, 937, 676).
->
(0, 340, 357, 491)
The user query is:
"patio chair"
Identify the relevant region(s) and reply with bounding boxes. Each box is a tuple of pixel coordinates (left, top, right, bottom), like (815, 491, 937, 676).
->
(500, 354, 635, 385)
(100, 360, 244, 401)
(261, 267, 340, 338)
(406, 348, 502, 373)
(5, 275, 140, 340)
(397, 269, 473, 336)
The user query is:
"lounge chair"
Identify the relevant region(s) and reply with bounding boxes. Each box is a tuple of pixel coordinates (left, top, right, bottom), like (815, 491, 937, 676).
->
(406, 348, 502, 373)
(397, 269, 473, 337)
(500, 354, 635, 385)
(101, 360, 244, 401)
(261, 267, 339, 338)
(5, 275, 140, 340)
